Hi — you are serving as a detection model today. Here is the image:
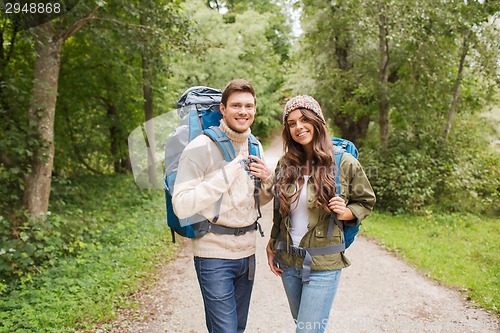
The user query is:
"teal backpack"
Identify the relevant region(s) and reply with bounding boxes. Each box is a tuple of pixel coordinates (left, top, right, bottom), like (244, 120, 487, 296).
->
(163, 86, 263, 243)
(332, 137, 359, 248)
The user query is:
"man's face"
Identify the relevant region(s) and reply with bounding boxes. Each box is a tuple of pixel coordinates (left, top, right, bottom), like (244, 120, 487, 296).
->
(220, 92, 256, 133)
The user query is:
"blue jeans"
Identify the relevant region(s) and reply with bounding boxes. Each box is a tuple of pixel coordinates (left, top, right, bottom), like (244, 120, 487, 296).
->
(281, 266, 342, 333)
(194, 256, 254, 333)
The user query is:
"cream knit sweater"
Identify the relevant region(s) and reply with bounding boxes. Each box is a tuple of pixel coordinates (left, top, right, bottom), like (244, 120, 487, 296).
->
(172, 120, 273, 259)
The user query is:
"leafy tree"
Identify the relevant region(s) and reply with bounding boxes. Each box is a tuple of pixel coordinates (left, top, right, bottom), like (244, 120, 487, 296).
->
(290, 0, 500, 213)
(1, 0, 191, 217)
(0, 1, 102, 217)
(287, 0, 379, 146)
(55, 0, 189, 187)
(55, 24, 143, 176)
(437, 1, 500, 148)
(0, 15, 35, 217)
(172, 0, 292, 138)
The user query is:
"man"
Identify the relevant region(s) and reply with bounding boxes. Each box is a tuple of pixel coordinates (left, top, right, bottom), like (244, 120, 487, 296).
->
(172, 79, 273, 333)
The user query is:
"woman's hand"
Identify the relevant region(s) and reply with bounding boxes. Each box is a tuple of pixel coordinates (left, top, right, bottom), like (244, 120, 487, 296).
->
(328, 196, 354, 221)
(248, 155, 271, 181)
(266, 238, 283, 277)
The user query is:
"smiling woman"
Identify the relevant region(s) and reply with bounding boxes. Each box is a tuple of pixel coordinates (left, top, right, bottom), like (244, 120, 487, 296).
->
(286, 110, 316, 152)
(267, 95, 376, 333)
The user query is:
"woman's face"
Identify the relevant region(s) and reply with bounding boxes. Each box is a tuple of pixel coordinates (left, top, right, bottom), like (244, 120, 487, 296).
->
(286, 109, 315, 149)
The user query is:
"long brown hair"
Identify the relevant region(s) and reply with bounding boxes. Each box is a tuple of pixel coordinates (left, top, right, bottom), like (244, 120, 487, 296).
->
(277, 109, 336, 217)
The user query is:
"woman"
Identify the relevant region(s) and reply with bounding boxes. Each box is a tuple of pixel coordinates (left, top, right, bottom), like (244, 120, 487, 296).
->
(266, 95, 376, 333)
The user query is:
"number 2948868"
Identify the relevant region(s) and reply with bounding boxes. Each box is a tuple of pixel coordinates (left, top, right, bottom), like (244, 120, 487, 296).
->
(4, 2, 61, 14)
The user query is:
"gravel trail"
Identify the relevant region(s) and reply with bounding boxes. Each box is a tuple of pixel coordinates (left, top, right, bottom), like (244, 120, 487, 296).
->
(102, 135, 499, 333)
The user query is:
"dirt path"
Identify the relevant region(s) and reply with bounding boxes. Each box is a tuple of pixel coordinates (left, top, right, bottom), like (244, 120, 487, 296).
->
(102, 135, 499, 333)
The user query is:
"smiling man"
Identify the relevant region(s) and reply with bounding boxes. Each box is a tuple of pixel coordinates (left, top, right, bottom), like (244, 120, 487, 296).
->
(172, 79, 274, 333)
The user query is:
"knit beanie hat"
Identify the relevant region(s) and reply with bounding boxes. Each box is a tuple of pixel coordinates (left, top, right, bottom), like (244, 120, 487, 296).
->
(283, 95, 325, 124)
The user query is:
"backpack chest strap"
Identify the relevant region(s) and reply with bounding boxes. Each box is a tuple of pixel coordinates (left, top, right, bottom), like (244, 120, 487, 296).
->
(275, 240, 345, 283)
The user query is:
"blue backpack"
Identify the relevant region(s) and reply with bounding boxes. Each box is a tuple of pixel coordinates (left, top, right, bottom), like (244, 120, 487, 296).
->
(332, 137, 359, 248)
(163, 86, 263, 243)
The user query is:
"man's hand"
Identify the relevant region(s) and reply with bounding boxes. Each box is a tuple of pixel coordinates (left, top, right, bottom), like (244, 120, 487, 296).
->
(247, 155, 271, 180)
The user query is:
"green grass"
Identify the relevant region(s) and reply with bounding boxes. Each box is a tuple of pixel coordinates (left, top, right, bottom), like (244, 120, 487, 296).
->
(362, 212, 500, 313)
(0, 175, 178, 333)
(2, 175, 498, 332)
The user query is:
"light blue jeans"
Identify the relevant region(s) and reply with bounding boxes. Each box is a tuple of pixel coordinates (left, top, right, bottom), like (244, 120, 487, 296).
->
(281, 266, 342, 333)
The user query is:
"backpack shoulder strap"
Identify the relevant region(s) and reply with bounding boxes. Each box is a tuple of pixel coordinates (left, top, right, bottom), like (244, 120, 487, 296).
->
(248, 134, 262, 158)
(203, 127, 264, 235)
(202, 126, 235, 223)
(203, 128, 261, 161)
(248, 133, 263, 224)
(203, 126, 236, 162)
(333, 145, 344, 196)
(327, 145, 345, 238)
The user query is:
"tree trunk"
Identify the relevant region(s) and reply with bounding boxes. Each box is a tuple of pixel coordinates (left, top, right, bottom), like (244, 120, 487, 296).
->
(22, 8, 98, 216)
(106, 100, 122, 173)
(333, 114, 371, 147)
(142, 54, 158, 185)
(140, 12, 159, 188)
(332, 25, 371, 145)
(22, 22, 63, 216)
(440, 33, 469, 147)
(378, 8, 390, 154)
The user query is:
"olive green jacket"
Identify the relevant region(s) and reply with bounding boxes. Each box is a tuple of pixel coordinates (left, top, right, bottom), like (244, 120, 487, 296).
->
(270, 153, 376, 271)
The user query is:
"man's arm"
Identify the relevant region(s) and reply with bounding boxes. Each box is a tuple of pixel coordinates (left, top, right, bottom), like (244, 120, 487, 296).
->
(172, 138, 242, 219)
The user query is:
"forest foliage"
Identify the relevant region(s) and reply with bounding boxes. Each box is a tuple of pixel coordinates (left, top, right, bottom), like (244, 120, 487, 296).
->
(1, 0, 499, 217)
(0, 0, 499, 313)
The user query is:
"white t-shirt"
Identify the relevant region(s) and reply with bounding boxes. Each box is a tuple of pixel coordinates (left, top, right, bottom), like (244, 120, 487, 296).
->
(290, 176, 310, 247)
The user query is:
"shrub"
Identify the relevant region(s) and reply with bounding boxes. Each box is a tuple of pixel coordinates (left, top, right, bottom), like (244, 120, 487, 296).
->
(363, 132, 500, 215)
(364, 149, 441, 213)
(0, 174, 175, 332)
